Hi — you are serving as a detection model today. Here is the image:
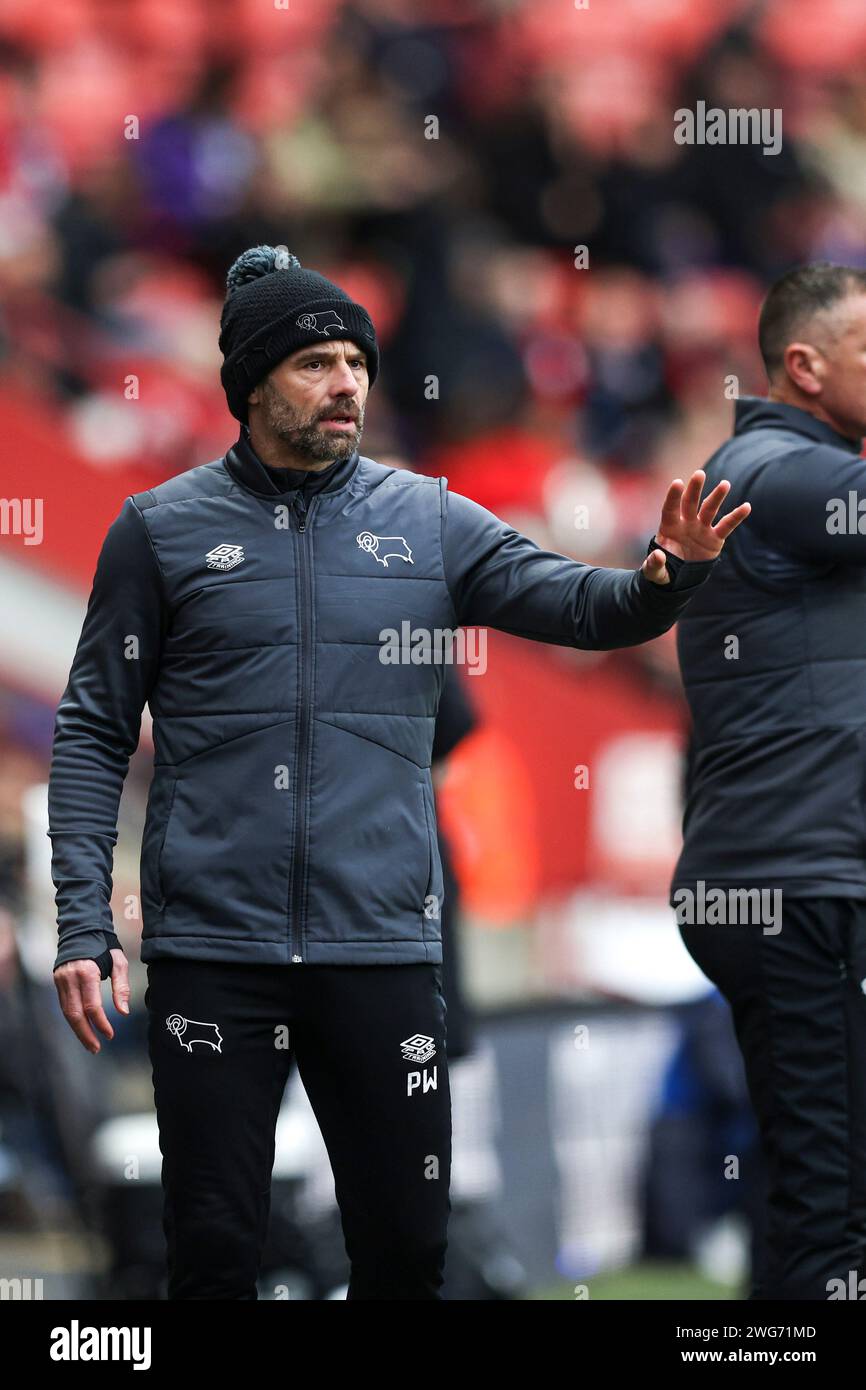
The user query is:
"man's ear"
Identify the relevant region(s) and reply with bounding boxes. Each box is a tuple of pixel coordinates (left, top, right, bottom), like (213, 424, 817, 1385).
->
(248, 366, 276, 409)
(783, 341, 823, 397)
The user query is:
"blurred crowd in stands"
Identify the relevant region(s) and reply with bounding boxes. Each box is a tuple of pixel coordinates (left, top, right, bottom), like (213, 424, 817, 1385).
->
(2, 0, 866, 559)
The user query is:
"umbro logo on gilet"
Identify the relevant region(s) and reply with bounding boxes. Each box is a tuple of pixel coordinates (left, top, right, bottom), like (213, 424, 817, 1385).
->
(206, 543, 245, 571)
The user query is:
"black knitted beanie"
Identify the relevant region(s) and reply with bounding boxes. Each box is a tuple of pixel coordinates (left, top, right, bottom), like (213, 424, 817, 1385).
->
(219, 245, 380, 422)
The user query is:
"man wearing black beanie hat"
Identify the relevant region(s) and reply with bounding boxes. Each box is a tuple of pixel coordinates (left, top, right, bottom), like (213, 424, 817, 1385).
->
(48, 240, 750, 1300)
(219, 243, 378, 477)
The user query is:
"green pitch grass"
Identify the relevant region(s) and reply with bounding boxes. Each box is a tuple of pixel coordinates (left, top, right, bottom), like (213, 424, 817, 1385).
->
(528, 1262, 739, 1300)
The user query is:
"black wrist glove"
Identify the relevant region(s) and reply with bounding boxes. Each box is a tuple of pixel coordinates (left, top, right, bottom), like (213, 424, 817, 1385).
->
(95, 930, 121, 980)
(54, 931, 122, 982)
(645, 534, 718, 589)
(93, 949, 114, 981)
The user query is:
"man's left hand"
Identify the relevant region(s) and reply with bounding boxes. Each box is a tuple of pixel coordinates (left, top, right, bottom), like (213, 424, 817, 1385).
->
(642, 469, 752, 586)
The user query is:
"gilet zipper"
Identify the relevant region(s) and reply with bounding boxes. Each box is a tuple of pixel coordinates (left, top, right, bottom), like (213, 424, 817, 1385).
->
(288, 490, 319, 962)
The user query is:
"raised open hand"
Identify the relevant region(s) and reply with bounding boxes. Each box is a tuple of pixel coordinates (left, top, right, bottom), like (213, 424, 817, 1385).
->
(642, 469, 751, 586)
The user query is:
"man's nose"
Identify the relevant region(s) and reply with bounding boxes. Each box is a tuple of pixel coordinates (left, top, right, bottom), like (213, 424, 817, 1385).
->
(331, 358, 361, 393)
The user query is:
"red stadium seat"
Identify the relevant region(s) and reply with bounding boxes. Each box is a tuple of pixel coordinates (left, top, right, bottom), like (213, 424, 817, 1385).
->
(759, 0, 866, 72)
(514, 0, 750, 69)
(0, 0, 92, 51)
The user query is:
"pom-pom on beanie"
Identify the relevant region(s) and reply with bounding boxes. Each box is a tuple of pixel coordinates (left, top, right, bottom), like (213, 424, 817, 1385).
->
(219, 245, 379, 422)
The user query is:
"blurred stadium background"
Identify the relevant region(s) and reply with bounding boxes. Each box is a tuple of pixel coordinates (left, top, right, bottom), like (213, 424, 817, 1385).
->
(0, 0, 862, 1299)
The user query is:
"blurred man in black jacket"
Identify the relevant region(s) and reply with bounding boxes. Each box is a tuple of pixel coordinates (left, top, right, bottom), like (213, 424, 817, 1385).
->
(674, 263, 866, 1300)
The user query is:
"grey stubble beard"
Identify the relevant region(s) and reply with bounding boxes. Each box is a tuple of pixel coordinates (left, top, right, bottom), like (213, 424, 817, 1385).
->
(260, 375, 365, 464)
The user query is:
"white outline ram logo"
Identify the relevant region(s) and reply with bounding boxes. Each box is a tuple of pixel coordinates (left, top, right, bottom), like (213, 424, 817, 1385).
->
(166, 1014, 223, 1053)
(356, 531, 414, 567)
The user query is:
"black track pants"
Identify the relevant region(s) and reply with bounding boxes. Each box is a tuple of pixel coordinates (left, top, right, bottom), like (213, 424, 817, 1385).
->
(145, 959, 452, 1300)
(679, 898, 866, 1300)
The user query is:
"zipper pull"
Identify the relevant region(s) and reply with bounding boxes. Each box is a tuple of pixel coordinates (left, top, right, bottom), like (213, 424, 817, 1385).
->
(294, 492, 307, 533)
